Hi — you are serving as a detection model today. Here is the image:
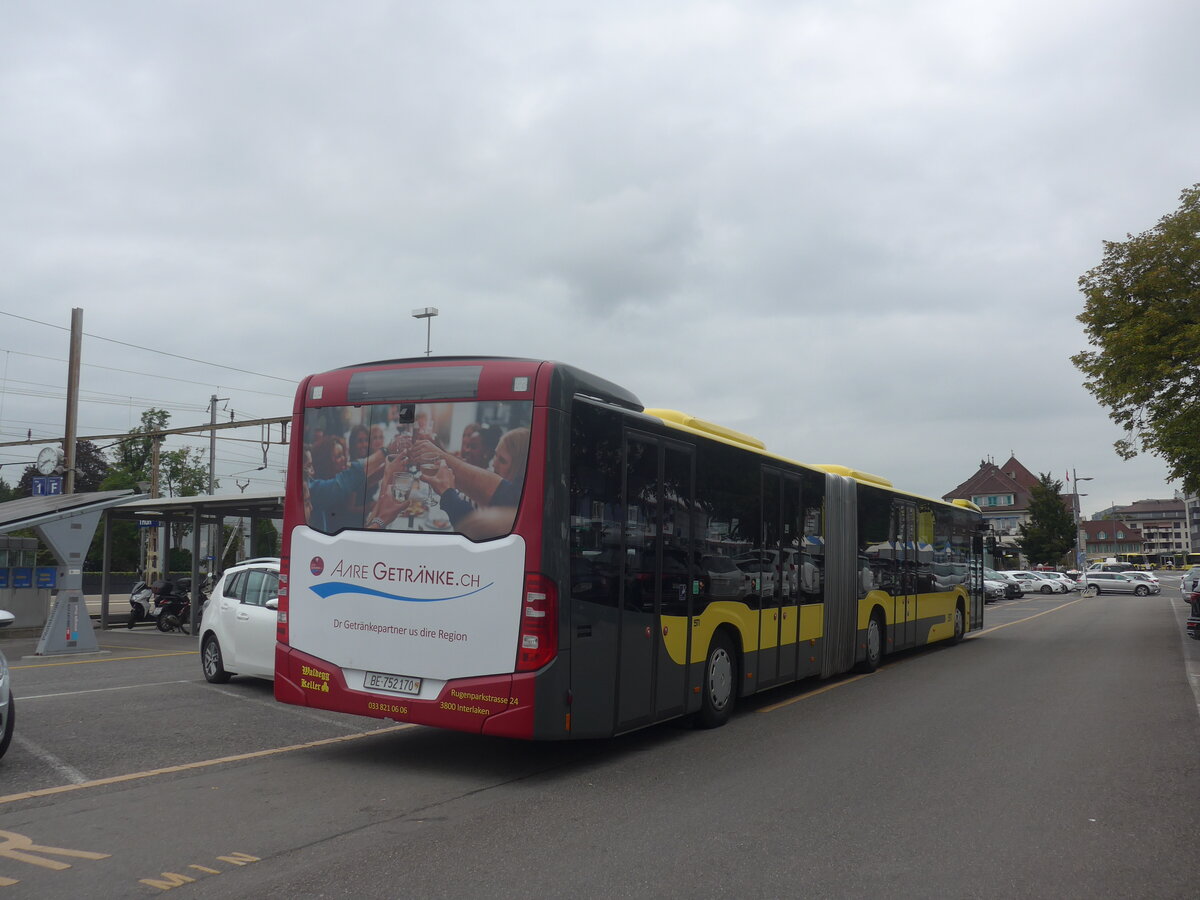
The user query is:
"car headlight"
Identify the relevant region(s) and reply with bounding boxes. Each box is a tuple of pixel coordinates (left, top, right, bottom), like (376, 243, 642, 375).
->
(0, 654, 8, 690)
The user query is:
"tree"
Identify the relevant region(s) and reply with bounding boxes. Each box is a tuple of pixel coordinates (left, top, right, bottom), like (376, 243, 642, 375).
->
(13, 440, 110, 495)
(1019, 474, 1076, 565)
(108, 408, 212, 497)
(1072, 183, 1200, 492)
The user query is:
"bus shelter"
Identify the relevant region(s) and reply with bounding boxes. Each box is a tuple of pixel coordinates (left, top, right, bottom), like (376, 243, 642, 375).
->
(99, 490, 284, 630)
(0, 489, 141, 652)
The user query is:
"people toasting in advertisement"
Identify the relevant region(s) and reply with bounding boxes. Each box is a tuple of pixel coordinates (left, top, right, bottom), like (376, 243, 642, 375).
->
(303, 401, 532, 541)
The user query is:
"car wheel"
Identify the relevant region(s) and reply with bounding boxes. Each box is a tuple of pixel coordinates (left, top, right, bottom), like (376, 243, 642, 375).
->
(0, 694, 13, 759)
(201, 635, 233, 684)
(695, 632, 736, 729)
(1041, 584, 1053, 594)
(1134, 585, 1149, 596)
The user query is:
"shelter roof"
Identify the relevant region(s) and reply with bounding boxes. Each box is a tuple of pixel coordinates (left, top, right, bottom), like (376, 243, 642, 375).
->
(108, 490, 284, 524)
(0, 489, 139, 535)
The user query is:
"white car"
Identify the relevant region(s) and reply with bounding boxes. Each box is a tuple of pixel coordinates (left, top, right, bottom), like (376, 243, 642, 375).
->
(1, 609, 14, 759)
(198, 558, 281, 683)
(1010, 571, 1069, 594)
(1040, 572, 1080, 591)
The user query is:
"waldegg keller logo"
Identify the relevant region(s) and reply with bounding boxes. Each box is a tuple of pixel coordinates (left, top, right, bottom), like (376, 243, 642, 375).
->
(310, 556, 324, 576)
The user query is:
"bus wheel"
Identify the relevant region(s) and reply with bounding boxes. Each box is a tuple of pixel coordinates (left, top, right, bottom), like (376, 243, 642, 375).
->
(696, 632, 736, 729)
(858, 612, 884, 673)
(951, 604, 965, 643)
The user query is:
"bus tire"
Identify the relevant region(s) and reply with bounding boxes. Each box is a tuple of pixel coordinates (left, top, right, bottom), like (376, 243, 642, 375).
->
(951, 603, 965, 644)
(858, 611, 884, 673)
(696, 632, 737, 729)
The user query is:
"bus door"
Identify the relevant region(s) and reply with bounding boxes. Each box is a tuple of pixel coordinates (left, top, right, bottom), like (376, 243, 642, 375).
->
(893, 500, 918, 649)
(757, 468, 783, 686)
(758, 468, 801, 687)
(617, 433, 694, 732)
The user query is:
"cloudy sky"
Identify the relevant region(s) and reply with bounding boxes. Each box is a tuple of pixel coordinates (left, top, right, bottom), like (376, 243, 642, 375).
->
(1, 1, 1196, 518)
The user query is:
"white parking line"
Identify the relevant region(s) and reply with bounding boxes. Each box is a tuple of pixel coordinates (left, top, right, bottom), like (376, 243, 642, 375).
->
(192, 681, 373, 728)
(12, 734, 89, 784)
(18, 680, 192, 701)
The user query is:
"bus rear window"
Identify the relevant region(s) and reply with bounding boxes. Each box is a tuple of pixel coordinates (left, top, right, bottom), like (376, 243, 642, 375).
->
(301, 400, 533, 540)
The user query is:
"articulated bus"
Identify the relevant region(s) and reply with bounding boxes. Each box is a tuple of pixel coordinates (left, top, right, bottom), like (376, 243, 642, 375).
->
(1116, 553, 1150, 570)
(275, 358, 984, 739)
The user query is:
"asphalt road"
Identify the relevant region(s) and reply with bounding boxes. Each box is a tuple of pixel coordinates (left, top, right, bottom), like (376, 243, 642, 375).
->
(2, 582, 1198, 898)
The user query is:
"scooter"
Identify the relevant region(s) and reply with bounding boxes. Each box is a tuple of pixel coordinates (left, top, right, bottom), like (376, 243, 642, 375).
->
(126, 581, 160, 629)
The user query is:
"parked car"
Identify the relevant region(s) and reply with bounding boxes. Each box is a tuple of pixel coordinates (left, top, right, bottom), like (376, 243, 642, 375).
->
(984, 567, 1023, 599)
(1009, 570, 1069, 594)
(983, 579, 1009, 602)
(1179, 567, 1200, 595)
(198, 558, 281, 683)
(1082, 571, 1160, 596)
(1040, 572, 1080, 591)
(1125, 571, 1160, 588)
(1, 608, 14, 759)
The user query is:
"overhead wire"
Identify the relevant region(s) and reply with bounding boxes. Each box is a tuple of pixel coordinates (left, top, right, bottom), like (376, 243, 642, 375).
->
(0, 347, 295, 399)
(0, 309, 297, 384)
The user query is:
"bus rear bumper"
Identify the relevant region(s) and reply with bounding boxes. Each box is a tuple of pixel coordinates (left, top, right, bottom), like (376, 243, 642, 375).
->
(275, 645, 537, 739)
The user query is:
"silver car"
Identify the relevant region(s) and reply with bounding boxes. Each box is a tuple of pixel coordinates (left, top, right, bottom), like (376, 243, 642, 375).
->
(1, 609, 14, 760)
(1082, 571, 1160, 596)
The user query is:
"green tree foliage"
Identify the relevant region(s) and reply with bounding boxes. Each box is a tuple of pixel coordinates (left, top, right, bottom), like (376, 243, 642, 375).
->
(13, 440, 111, 495)
(107, 407, 212, 497)
(110, 408, 170, 483)
(0, 476, 17, 502)
(1019, 474, 1076, 565)
(101, 408, 213, 570)
(1072, 183, 1200, 492)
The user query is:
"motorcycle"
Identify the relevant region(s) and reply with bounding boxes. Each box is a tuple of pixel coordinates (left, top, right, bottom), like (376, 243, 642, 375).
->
(156, 577, 208, 635)
(126, 580, 160, 629)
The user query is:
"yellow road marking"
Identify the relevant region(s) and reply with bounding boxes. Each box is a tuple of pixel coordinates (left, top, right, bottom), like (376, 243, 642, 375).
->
(0, 724, 415, 806)
(0, 830, 110, 870)
(11, 651, 197, 669)
(758, 672, 875, 712)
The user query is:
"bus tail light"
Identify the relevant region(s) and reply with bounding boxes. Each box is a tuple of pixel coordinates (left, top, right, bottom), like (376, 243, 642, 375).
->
(277, 555, 290, 644)
(517, 573, 557, 672)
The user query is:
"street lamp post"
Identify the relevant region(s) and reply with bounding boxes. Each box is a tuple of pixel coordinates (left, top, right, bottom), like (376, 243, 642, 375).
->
(412, 307, 439, 357)
(1073, 468, 1094, 571)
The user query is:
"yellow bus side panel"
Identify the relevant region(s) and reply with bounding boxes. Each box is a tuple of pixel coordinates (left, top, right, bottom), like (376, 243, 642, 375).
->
(664, 602, 761, 666)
